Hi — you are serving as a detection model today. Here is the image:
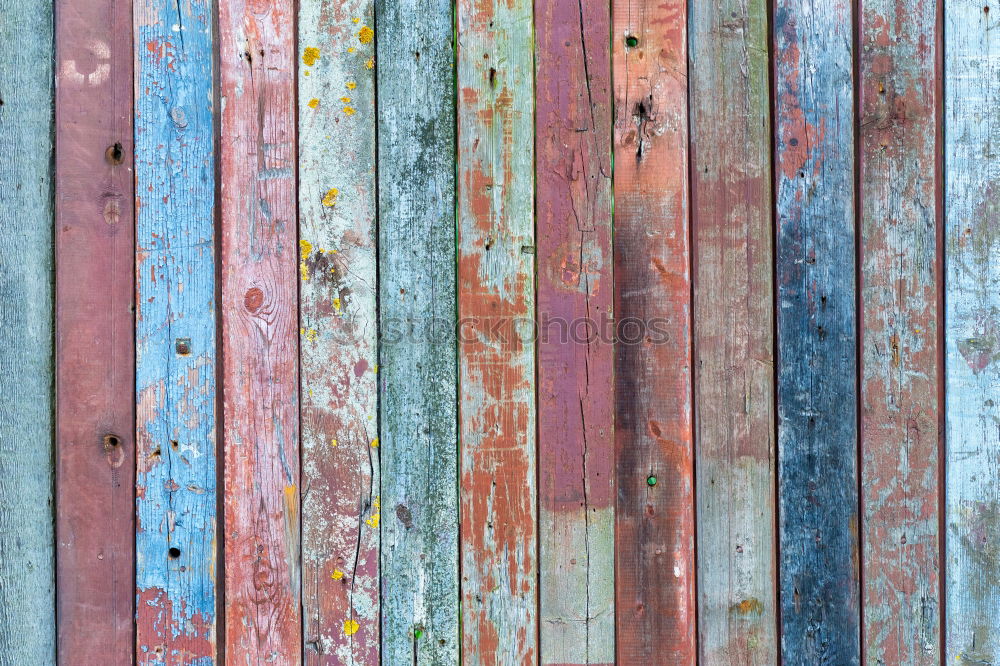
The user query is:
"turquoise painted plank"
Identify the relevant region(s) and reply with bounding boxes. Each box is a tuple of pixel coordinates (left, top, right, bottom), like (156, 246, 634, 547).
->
(774, 1, 860, 663)
(945, 1, 1000, 662)
(0, 0, 56, 662)
(134, 0, 217, 661)
(376, 0, 459, 662)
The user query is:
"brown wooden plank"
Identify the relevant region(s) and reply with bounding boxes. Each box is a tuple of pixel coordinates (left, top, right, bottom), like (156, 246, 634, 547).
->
(54, 0, 136, 661)
(536, 0, 615, 662)
(457, 0, 537, 662)
(689, 0, 777, 662)
(859, 0, 942, 662)
(611, 1, 695, 662)
(219, 0, 301, 660)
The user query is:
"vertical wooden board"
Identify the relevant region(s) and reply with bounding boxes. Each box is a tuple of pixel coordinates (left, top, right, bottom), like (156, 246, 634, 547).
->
(0, 0, 56, 662)
(219, 1, 300, 661)
(774, 1, 860, 663)
(859, 0, 941, 662)
(688, 0, 777, 662)
(536, 0, 614, 663)
(610, 1, 694, 663)
(945, 1, 1000, 662)
(54, 0, 136, 661)
(298, 1, 379, 663)
(134, 0, 218, 662)
(457, 0, 536, 663)
(376, 0, 459, 663)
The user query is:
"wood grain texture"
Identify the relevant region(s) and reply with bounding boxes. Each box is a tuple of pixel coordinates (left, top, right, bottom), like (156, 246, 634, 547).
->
(54, 0, 136, 660)
(219, 1, 300, 661)
(536, 0, 614, 663)
(859, 0, 941, 662)
(0, 0, 56, 662)
(688, 0, 777, 662)
(611, 1, 694, 663)
(298, 1, 379, 663)
(133, 0, 218, 662)
(944, 1, 1000, 662)
(773, 1, 860, 663)
(376, 0, 459, 663)
(457, 0, 537, 663)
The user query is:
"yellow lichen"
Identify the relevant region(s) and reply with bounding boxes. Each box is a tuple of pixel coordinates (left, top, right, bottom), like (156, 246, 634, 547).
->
(333, 297, 342, 311)
(303, 328, 319, 342)
(302, 46, 320, 66)
(340, 96, 352, 104)
(322, 188, 339, 207)
(343, 106, 356, 116)
(346, 81, 357, 90)
(365, 514, 380, 528)
(307, 98, 320, 109)
(332, 569, 344, 580)
(348, 47, 356, 53)
(358, 26, 374, 44)
(344, 619, 360, 636)
(304, 70, 311, 76)
(331, 438, 338, 447)
(352, 17, 360, 24)
(300, 239, 313, 260)
(373, 364, 378, 373)
(365, 57, 374, 70)
(371, 437, 379, 448)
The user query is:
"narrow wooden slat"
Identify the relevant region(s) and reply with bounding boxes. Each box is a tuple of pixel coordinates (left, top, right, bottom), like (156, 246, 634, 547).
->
(859, 0, 941, 662)
(457, 0, 536, 662)
(298, 1, 379, 662)
(610, 1, 694, 663)
(54, 0, 136, 660)
(774, 2, 860, 663)
(689, 0, 776, 662)
(944, 2, 1000, 661)
(133, 0, 218, 661)
(376, 0, 459, 662)
(536, 0, 614, 662)
(219, 1, 300, 660)
(0, 0, 56, 661)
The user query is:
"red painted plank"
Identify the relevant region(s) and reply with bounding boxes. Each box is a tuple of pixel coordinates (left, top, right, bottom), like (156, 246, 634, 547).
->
(611, 1, 696, 662)
(536, 0, 615, 662)
(219, 1, 301, 660)
(54, 0, 136, 661)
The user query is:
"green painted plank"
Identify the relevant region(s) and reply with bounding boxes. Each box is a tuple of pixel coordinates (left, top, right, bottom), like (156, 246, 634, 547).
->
(376, 0, 459, 663)
(0, 0, 55, 662)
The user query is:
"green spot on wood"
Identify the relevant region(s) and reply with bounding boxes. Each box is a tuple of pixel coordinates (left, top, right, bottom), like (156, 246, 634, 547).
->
(647, 475, 657, 487)
(625, 35, 639, 48)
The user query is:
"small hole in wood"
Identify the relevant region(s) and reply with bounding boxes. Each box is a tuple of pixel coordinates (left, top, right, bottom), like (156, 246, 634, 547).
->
(986, 5, 990, 12)
(168, 547, 181, 559)
(105, 143, 124, 165)
(104, 434, 121, 449)
(170, 440, 179, 449)
(625, 35, 639, 48)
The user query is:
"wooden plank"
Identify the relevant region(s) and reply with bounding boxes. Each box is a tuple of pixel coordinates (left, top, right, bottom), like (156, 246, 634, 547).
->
(376, 0, 459, 662)
(536, 0, 614, 662)
(298, 1, 379, 662)
(219, 1, 300, 660)
(859, 0, 941, 662)
(774, 2, 859, 663)
(133, 0, 218, 662)
(54, 0, 136, 660)
(0, 0, 56, 662)
(610, 1, 694, 663)
(456, 0, 536, 662)
(688, 0, 776, 662)
(944, 2, 1000, 662)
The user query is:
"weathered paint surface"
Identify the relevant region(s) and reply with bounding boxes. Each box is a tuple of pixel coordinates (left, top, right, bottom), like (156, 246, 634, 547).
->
(0, 0, 56, 662)
(376, 0, 459, 663)
(456, 0, 537, 663)
(611, 1, 694, 663)
(859, 0, 941, 662)
(133, 0, 217, 662)
(536, 0, 614, 662)
(945, 2, 1000, 662)
(774, 2, 860, 664)
(689, 0, 776, 662)
(219, 0, 300, 660)
(54, 0, 137, 660)
(298, 1, 379, 663)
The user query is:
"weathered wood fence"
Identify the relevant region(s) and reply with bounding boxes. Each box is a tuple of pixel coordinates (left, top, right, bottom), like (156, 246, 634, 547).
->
(1, 0, 998, 664)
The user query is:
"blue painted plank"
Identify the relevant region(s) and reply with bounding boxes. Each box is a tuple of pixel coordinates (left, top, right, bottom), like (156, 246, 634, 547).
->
(944, 1, 1000, 662)
(0, 0, 56, 662)
(774, 1, 860, 663)
(376, 0, 459, 662)
(134, 0, 217, 661)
